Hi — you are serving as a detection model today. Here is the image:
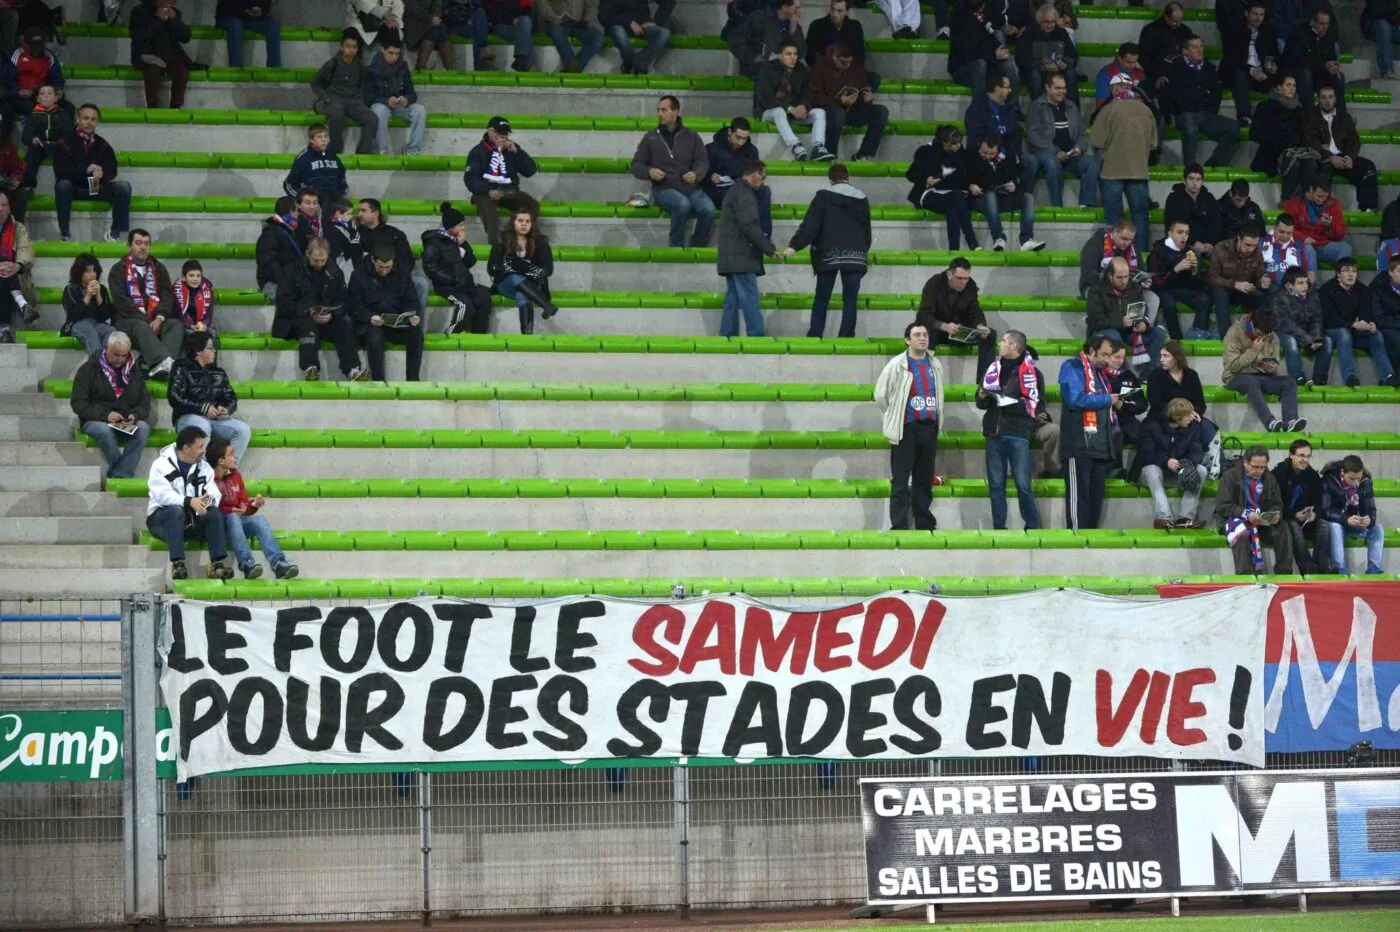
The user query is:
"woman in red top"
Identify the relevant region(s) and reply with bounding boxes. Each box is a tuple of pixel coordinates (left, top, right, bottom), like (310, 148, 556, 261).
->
(207, 436, 299, 580)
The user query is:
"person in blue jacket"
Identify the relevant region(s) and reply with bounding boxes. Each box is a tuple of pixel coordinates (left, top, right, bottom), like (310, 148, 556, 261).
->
(1058, 333, 1122, 530)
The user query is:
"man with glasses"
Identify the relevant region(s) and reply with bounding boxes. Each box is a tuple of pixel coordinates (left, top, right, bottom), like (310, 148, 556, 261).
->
(1214, 445, 1293, 574)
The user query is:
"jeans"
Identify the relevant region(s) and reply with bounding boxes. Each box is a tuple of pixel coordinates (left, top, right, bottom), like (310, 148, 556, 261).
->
(1174, 111, 1241, 167)
(548, 24, 605, 70)
(720, 273, 763, 336)
(54, 179, 132, 238)
(218, 15, 282, 68)
(1093, 325, 1166, 370)
(917, 189, 976, 250)
(496, 273, 544, 308)
(1210, 286, 1267, 335)
(607, 23, 670, 71)
(890, 420, 938, 530)
(761, 106, 828, 151)
(653, 187, 715, 247)
(1141, 462, 1204, 521)
(81, 419, 149, 478)
(985, 434, 1038, 529)
(224, 513, 289, 573)
(1100, 179, 1150, 254)
(1319, 328, 1396, 384)
(469, 11, 534, 68)
(313, 95, 378, 154)
(369, 103, 427, 156)
(970, 188, 1034, 244)
(1033, 150, 1099, 207)
(809, 268, 862, 338)
(823, 102, 889, 159)
(1278, 333, 1329, 384)
(1370, 17, 1400, 76)
(951, 58, 1016, 96)
(147, 504, 227, 564)
(1311, 240, 1352, 266)
(70, 318, 116, 356)
(1226, 373, 1298, 428)
(175, 414, 252, 462)
(1327, 520, 1386, 574)
(1157, 285, 1209, 340)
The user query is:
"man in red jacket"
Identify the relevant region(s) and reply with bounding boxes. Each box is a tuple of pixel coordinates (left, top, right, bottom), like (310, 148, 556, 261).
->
(1280, 179, 1352, 267)
(206, 436, 300, 580)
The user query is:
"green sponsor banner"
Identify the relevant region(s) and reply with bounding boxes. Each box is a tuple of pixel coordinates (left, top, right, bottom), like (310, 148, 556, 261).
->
(0, 709, 176, 782)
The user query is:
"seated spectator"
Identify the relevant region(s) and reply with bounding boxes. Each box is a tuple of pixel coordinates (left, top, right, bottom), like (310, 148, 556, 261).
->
(1016, 4, 1077, 105)
(487, 208, 556, 334)
(344, 0, 404, 47)
(71, 330, 152, 480)
(754, 40, 831, 163)
(108, 229, 177, 377)
(1317, 257, 1393, 388)
(539, 0, 604, 73)
(1213, 445, 1293, 575)
(1077, 221, 1157, 325)
(1086, 258, 1167, 375)
(256, 197, 305, 303)
(727, 0, 805, 82)
(948, 0, 1016, 95)
(208, 437, 299, 580)
(916, 257, 996, 379)
(976, 329, 1043, 530)
(1282, 7, 1344, 110)
(1248, 75, 1303, 175)
(422, 201, 492, 334)
(963, 72, 1028, 173)
(1370, 254, 1400, 380)
(629, 95, 713, 247)
(0, 189, 35, 343)
(471, 0, 534, 73)
(20, 84, 70, 190)
(1321, 454, 1386, 575)
(967, 134, 1044, 253)
(600, 0, 671, 75)
(146, 425, 233, 581)
(1272, 438, 1330, 573)
(131, 0, 204, 109)
(350, 244, 425, 379)
(1137, 1, 1191, 88)
(215, 0, 283, 68)
(809, 43, 887, 162)
(1220, 179, 1265, 241)
(1270, 267, 1326, 387)
(702, 118, 766, 214)
(1207, 223, 1268, 339)
(283, 124, 349, 224)
(806, 0, 865, 66)
(906, 125, 978, 252)
(874, 0, 920, 40)
(292, 188, 324, 241)
(1146, 340, 1217, 454)
(1380, 233, 1400, 275)
(1163, 165, 1222, 258)
(1220, 2, 1280, 124)
(50, 103, 131, 244)
(62, 254, 117, 355)
(327, 199, 361, 280)
(1260, 212, 1315, 291)
(1094, 42, 1145, 110)
(310, 30, 378, 155)
(403, 0, 451, 69)
(367, 35, 428, 156)
(464, 116, 539, 240)
(1164, 37, 1239, 168)
(274, 236, 363, 381)
(781, 162, 870, 339)
(1148, 220, 1207, 341)
(4, 28, 66, 139)
(715, 161, 776, 338)
(169, 330, 251, 460)
(1222, 306, 1306, 432)
(1281, 179, 1351, 266)
(0, 138, 24, 224)
(1092, 86, 1157, 255)
(1296, 86, 1379, 212)
(1058, 334, 1119, 531)
(1025, 72, 1097, 208)
(1365, 0, 1400, 79)
(173, 259, 215, 342)
(357, 198, 430, 325)
(1383, 191, 1400, 243)
(1133, 397, 1207, 529)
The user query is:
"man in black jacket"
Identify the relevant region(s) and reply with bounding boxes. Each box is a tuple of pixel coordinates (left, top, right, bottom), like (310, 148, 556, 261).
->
(976, 328, 1044, 529)
(1137, 2, 1192, 87)
(1318, 257, 1394, 387)
(1220, 179, 1265, 239)
(422, 202, 493, 335)
(255, 196, 304, 302)
(727, 0, 806, 81)
(309, 30, 378, 154)
(71, 331, 152, 479)
(273, 236, 363, 381)
(753, 40, 832, 162)
(349, 244, 424, 381)
(1321, 454, 1385, 574)
(168, 330, 251, 461)
(1163, 165, 1223, 256)
(1147, 219, 1208, 341)
(1220, 2, 1280, 124)
(1271, 437, 1330, 572)
(916, 258, 996, 380)
(1371, 254, 1400, 379)
(1164, 36, 1240, 167)
(780, 162, 870, 338)
(947, 0, 1016, 95)
(357, 198, 430, 327)
(1283, 7, 1345, 109)
(464, 116, 539, 239)
(50, 103, 131, 242)
(806, 0, 865, 65)
(702, 119, 773, 234)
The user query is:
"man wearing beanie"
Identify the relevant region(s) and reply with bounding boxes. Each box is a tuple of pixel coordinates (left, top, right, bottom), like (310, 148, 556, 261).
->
(422, 201, 494, 335)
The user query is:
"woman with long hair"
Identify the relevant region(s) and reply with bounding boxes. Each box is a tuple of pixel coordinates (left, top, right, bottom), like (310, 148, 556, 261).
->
(904, 124, 978, 251)
(487, 208, 557, 334)
(62, 253, 117, 356)
(1146, 339, 1219, 457)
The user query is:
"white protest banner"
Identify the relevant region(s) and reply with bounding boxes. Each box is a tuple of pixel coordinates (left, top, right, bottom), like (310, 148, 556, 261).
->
(158, 588, 1273, 779)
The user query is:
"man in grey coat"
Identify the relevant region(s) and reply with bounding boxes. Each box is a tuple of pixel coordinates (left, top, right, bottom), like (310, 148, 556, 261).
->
(629, 96, 713, 247)
(1026, 73, 1098, 208)
(717, 160, 778, 337)
(310, 30, 379, 155)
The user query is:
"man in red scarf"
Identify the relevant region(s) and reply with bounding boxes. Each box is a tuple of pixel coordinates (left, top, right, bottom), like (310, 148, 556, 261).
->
(70, 331, 152, 479)
(0, 188, 35, 344)
(107, 229, 178, 379)
(1057, 333, 1121, 530)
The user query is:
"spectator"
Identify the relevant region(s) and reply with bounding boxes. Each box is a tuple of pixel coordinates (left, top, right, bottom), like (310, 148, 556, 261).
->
(1222, 305, 1306, 432)
(71, 330, 152, 480)
(1271, 267, 1326, 387)
(19, 84, 69, 190)
(403, 0, 451, 69)
(1092, 85, 1157, 255)
(327, 199, 361, 280)
(1164, 36, 1240, 168)
(1137, 2, 1191, 87)
(1076, 220, 1149, 303)
(1260, 212, 1314, 292)
(948, 0, 1015, 95)
(292, 188, 324, 242)
(173, 260, 216, 343)
(806, 0, 864, 65)
(146, 425, 233, 581)
(345, 0, 404, 46)
(62, 254, 117, 355)
(1148, 220, 1207, 341)
(977, 328, 1043, 530)
(727, 0, 805, 82)
(1017, 3, 1077, 105)
(1385, 193, 1400, 245)
(131, 0, 202, 110)
(754, 39, 831, 162)
(274, 237, 363, 381)
(1026, 72, 1098, 208)
(1281, 179, 1352, 266)
(1380, 232, 1400, 275)
(350, 244, 425, 379)
(4, 28, 65, 138)
(215, 0, 283, 68)
(1365, 0, 1400, 79)
(600, 0, 671, 75)
(1058, 334, 1119, 531)
(207, 436, 299, 580)
(108, 229, 177, 377)
(702, 118, 765, 214)
(1370, 254, 1400, 381)
(1271, 438, 1330, 573)
(539, 0, 604, 73)
(1283, 7, 1344, 109)
(0, 137, 25, 224)
(1220, 179, 1265, 241)
(1249, 75, 1303, 175)
(1321, 454, 1385, 575)
(310, 30, 378, 156)
(357, 197, 431, 324)
(464, 116, 539, 240)
(716, 161, 777, 337)
(1145, 340, 1214, 450)
(472, 0, 534, 73)
(876, 321, 943, 530)
(963, 71, 1028, 170)
(629, 95, 713, 247)
(50, 103, 131, 244)
(283, 124, 349, 221)
(367, 35, 428, 156)
(1296, 86, 1380, 213)
(169, 330, 250, 460)
(1213, 445, 1293, 575)
(1133, 397, 1206, 529)
(255, 196, 304, 303)
(488, 207, 557, 334)
(0, 189, 33, 344)
(916, 257, 996, 380)
(1220, 1, 1279, 125)
(1207, 222, 1268, 338)
(967, 134, 1044, 253)
(809, 43, 886, 161)
(1086, 257, 1166, 374)
(906, 125, 978, 251)
(1317, 257, 1394, 388)
(1163, 165, 1223, 257)
(874, 0, 920, 40)
(782, 162, 869, 338)
(1101, 341, 1147, 461)
(1094, 42, 1145, 110)
(422, 201, 492, 335)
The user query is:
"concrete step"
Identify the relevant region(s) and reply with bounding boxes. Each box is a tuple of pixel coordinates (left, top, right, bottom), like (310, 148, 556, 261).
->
(0, 518, 135, 546)
(0, 368, 41, 394)
(0, 442, 101, 467)
(0, 491, 131, 518)
(0, 394, 68, 416)
(0, 566, 166, 596)
(0, 415, 82, 442)
(0, 466, 103, 492)
(0, 545, 159, 569)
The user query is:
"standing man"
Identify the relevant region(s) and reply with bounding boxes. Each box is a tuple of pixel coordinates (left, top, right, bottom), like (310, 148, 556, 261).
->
(464, 116, 539, 240)
(629, 96, 713, 248)
(915, 257, 996, 380)
(309, 30, 378, 156)
(70, 331, 152, 481)
(1321, 455, 1386, 575)
(716, 161, 777, 337)
(51, 103, 132, 244)
(876, 322, 944, 531)
(1026, 72, 1098, 208)
(108, 229, 177, 379)
(977, 329, 1043, 530)
(1164, 35, 1240, 168)
(1059, 334, 1119, 531)
(1091, 85, 1157, 255)
(782, 162, 870, 338)
(1214, 446, 1293, 575)
(147, 426, 233, 581)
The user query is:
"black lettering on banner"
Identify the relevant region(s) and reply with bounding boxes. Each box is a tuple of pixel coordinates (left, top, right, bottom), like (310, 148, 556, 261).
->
(966, 674, 1017, 750)
(205, 604, 252, 675)
(273, 606, 322, 672)
(422, 677, 486, 751)
(510, 608, 550, 673)
(166, 603, 204, 673)
(486, 674, 537, 749)
(534, 675, 588, 752)
(722, 682, 781, 758)
(377, 602, 434, 673)
(178, 678, 227, 759)
(847, 678, 896, 757)
(891, 675, 943, 754)
(228, 677, 283, 755)
(785, 681, 845, 756)
(555, 601, 604, 673)
(286, 677, 341, 751)
(322, 607, 376, 674)
(435, 603, 493, 673)
(344, 672, 405, 752)
(608, 680, 669, 756)
(672, 681, 726, 757)
(1011, 672, 1071, 748)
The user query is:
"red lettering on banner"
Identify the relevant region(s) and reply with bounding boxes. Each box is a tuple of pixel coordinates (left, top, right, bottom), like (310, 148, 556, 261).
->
(678, 601, 737, 675)
(739, 608, 818, 675)
(1140, 671, 1172, 743)
(813, 605, 862, 672)
(1095, 669, 1148, 747)
(858, 598, 916, 670)
(1166, 668, 1215, 745)
(909, 601, 947, 668)
(629, 605, 685, 676)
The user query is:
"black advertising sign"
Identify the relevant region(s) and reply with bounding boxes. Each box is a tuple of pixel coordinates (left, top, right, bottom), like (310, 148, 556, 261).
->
(861, 769, 1400, 905)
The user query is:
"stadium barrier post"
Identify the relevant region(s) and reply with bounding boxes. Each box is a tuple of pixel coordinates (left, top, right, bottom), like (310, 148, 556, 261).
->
(122, 593, 163, 927)
(420, 770, 433, 926)
(673, 762, 690, 920)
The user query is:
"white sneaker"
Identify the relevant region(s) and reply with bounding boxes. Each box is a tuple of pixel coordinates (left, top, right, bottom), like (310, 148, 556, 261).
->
(1020, 238, 1046, 252)
(627, 191, 651, 208)
(936, 26, 950, 39)
(148, 357, 173, 378)
(791, 143, 809, 161)
(348, 365, 369, 382)
(991, 237, 1007, 252)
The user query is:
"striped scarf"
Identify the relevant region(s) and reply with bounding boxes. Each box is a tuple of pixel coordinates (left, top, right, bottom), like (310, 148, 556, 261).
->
(1078, 353, 1115, 435)
(97, 350, 135, 398)
(981, 355, 1038, 419)
(1102, 231, 1138, 271)
(124, 258, 158, 317)
(173, 278, 213, 328)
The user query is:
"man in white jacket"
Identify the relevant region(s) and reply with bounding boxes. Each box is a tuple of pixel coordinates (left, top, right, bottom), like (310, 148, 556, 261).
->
(875, 321, 945, 530)
(147, 426, 233, 581)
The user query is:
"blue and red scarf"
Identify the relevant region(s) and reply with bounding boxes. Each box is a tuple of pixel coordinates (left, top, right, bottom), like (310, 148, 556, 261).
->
(981, 355, 1038, 419)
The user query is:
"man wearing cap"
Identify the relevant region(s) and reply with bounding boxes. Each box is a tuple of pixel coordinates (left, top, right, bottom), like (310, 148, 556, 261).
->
(464, 116, 540, 240)
(629, 95, 713, 248)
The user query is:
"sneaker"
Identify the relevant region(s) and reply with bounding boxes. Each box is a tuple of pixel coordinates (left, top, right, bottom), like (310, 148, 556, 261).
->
(1238, 116, 1252, 128)
(274, 562, 300, 580)
(242, 564, 264, 580)
(991, 237, 1007, 252)
(104, 230, 124, 243)
(968, 242, 983, 252)
(627, 191, 652, 208)
(59, 234, 71, 242)
(170, 559, 188, 580)
(206, 560, 234, 581)
(349, 365, 369, 382)
(935, 26, 950, 38)
(810, 144, 836, 162)
(148, 356, 173, 379)
(1286, 417, 1307, 432)
(1152, 517, 1174, 530)
(1346, 375, 1361, 388)
(19, 304, 38, 326)
(791, 143, 809, 161)
(1383, 374, 1399, 388)
(1267, 419, 1284, 432)
(1295, 376, 1307, 387)
(1019, 238, 1046, 252)
(303, 365, 320, 381)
